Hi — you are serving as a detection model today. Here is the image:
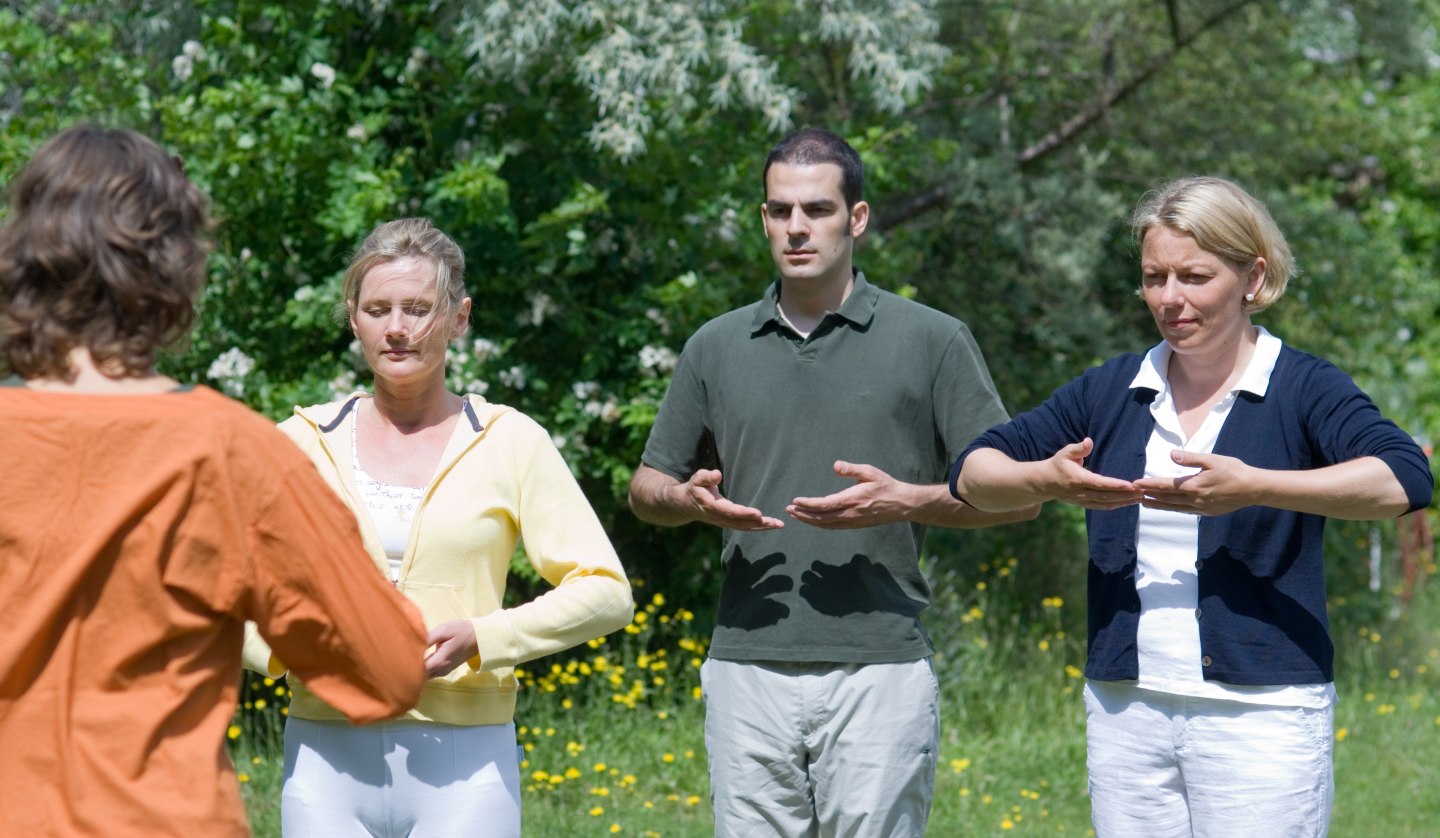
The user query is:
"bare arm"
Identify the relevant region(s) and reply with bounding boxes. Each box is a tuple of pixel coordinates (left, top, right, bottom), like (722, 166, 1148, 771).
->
(1136, 451, 1412, 519)
(628, 463, 785, 530)
(952, 439, 1144, 512)
(786, 460, 1041, 529)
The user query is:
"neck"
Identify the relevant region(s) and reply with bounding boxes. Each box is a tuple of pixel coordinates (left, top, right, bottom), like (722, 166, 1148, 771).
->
(1167, 324, 1259, 397)
(370, 374, 460, 432)
(24, 348, 176, 394)
(779, 269, 854, 331)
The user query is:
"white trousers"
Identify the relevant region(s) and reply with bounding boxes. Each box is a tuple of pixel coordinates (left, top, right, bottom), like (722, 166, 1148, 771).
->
(701, 657, 940, 838)
(1085, 680, 1334, 838)
(281, 717, 522, 838)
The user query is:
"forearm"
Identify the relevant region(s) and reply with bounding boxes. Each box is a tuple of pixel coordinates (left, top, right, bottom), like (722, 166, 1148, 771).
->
(1249, 456, 1412, 520)
(472, 572, 634, 670)
(904, 481, 1041, 528)
(951, 448, 1059, 512)
(627, 464, 697, 527)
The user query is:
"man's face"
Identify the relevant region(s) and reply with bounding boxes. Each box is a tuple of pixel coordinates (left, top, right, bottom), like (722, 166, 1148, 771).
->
(761, 162, 868, 285)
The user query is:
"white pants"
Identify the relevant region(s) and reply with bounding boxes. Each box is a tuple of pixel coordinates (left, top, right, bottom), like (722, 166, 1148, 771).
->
(701, 657, 939, 838)
(1084, 680, 1334, 838)
(281, 717, 521, 838)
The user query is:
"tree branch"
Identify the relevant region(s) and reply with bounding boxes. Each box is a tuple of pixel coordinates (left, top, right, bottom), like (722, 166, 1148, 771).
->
(1016, 0, 1259, 168)
(872, 0, 1260, 232)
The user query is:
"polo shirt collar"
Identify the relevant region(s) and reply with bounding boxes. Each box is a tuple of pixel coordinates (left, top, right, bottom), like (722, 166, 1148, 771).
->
(1129, 325, 1283, 397)
(750, 270, 878, 335)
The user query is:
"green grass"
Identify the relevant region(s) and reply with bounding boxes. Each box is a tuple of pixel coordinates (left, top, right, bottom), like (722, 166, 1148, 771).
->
(233, 561, 1440, 837)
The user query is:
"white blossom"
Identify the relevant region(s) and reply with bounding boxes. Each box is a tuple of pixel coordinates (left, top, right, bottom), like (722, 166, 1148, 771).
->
(206, 347, 256, 398)
(310, 62, 337, 89)
(471, 337, 502, 361)
(328, 369, 360, 400)
(572, 380, 601, 399)
(638, 344, 678, 376)
(171, 54, 194, 82)
(520, 291, 559, 327)
(346, 123, 368, 141)
(498, 365, 528, 389)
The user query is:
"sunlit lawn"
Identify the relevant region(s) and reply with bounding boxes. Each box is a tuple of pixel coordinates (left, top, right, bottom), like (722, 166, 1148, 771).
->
(234, 561, 1440, 836)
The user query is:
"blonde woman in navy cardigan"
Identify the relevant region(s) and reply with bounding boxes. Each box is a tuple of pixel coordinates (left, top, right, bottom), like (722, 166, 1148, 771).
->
(950, 177, 1432, 838)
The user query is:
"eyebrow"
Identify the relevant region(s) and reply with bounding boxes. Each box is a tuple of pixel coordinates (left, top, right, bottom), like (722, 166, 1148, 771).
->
(766, 198, 839, 211)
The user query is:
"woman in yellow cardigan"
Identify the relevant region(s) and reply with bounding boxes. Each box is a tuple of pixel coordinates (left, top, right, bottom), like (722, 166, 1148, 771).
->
(246, 217, 633, 836)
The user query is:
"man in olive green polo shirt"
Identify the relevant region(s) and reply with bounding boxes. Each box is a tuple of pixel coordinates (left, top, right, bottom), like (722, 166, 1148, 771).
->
(628, 128, 1036, 837)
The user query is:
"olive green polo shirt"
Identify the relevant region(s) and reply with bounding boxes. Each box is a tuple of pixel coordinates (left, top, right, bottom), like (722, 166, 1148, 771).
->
(642, 272, 1009, 663)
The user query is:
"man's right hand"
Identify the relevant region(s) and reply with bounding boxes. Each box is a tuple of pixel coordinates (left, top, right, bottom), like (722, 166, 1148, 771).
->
(680, 468, 786, 530)
(628, 463, 785, 530)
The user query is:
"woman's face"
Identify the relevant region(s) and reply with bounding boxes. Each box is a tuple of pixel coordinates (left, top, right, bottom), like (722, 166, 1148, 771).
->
(349, 256, 469, 388)
(1140, 226, 1264, 364)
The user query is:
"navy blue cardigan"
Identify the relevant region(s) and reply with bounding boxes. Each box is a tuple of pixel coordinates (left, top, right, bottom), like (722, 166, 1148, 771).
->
(951, 346, 1433, 685)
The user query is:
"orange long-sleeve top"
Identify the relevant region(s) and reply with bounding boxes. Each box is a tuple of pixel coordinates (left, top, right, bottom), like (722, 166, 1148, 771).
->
(0, 384, 429, 836)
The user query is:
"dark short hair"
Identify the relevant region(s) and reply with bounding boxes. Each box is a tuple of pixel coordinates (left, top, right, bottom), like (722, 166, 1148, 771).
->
(763, 128, 864, 210)
(0, 124, 211, 379)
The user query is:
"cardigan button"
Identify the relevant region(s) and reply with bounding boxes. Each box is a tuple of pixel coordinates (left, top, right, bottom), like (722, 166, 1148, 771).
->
(1194, 607, 1203, 620)
(1201, 655, 1213, 667)
(1195, 559, 1205, 571)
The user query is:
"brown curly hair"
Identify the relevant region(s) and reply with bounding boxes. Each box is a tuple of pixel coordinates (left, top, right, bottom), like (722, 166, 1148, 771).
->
(0, 124, 212, 379)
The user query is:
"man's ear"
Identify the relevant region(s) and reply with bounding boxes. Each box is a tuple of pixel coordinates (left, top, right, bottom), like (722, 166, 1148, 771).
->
(849, 200, 870, 239)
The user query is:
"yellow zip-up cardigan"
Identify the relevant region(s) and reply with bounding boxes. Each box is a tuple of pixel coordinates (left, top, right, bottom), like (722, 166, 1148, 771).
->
(244, 393, 634, 725)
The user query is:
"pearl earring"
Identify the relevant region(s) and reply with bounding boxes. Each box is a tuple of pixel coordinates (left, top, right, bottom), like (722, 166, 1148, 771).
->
(1245, 292, 1256, 302)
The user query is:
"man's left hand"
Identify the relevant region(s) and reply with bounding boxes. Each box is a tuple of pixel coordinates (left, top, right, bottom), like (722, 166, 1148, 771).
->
(786, 461, 913, 529)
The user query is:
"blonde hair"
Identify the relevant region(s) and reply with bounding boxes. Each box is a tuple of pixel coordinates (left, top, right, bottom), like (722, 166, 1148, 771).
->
(340, 217, 467, 337)
(1132, 176, 1294, 313)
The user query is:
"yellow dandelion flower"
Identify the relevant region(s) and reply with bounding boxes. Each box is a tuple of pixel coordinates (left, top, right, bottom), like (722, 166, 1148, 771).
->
(1064, 665, 1083, 679)
(588, 806, 604, 816)
(960, 788, 971, 797)
(652, 592, 666, 607)
(609, 825, 620, 834)
(1038, 639, 1050, 651)
(1388, 668, 1400, 680)
(950, 758, 971, 773)
(685, 749, 695, 759)
(593, 763, 607, 772)
(227, 725, 242, 740)
(591, 787, 610, 797)
(561, 699, 573, 710)
(1336, 727, 1349, 741)
(532, 770, 550, 782)
(565, 767, 582, 779)
(662, 753, 675, 763)
(982, 794, 993, 804)
(237, 773, 250, 783)
(686, 795, 702, 806)
(1001, 818, 1014, 829)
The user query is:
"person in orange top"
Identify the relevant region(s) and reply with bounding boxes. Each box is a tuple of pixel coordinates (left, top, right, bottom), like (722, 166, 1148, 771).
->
(0, 125, 430, 837)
